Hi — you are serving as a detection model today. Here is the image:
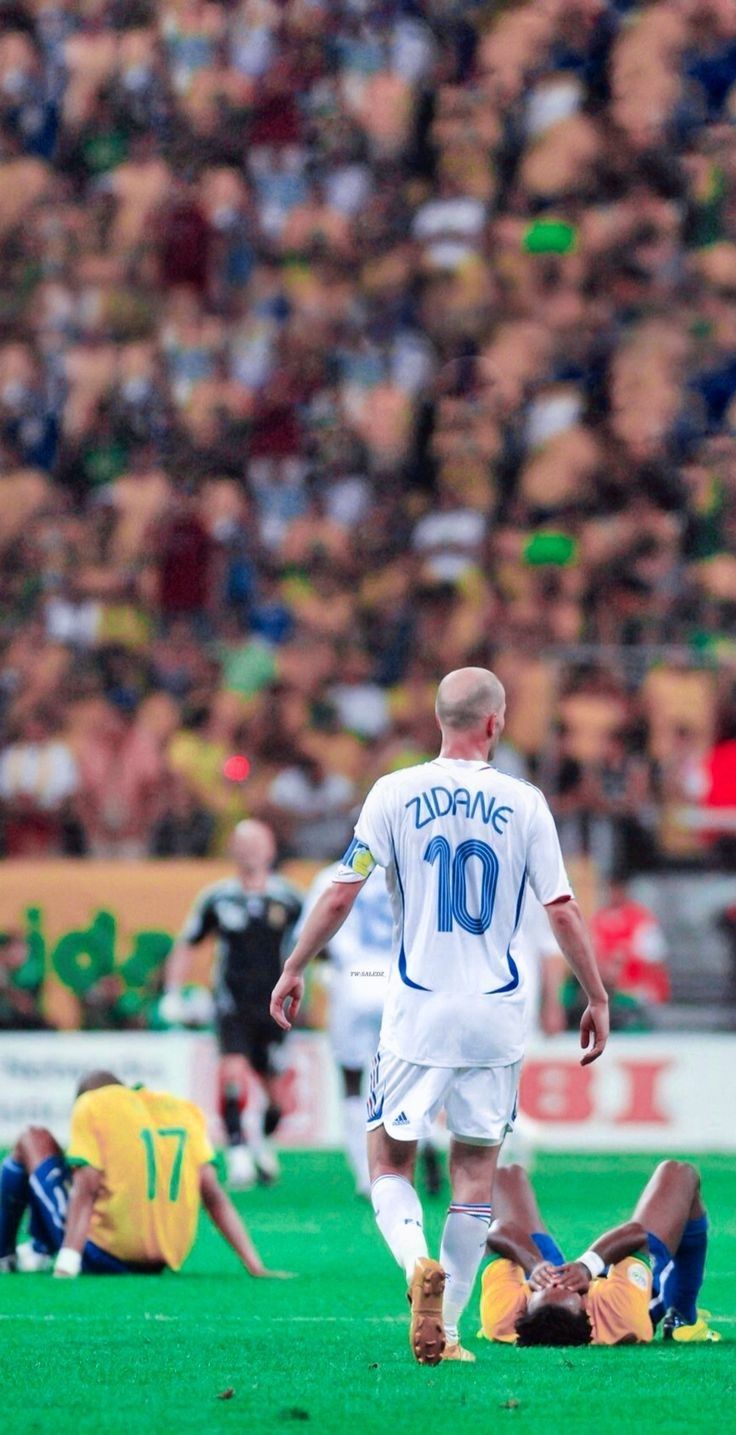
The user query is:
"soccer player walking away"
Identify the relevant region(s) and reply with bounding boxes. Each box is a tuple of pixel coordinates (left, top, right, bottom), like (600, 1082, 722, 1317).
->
(164, 820, 303, 1188)
(271, 667, 609, 1365)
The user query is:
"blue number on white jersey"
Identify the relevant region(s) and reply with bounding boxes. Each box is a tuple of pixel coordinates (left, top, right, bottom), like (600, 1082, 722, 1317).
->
(424, 836, 499, 935)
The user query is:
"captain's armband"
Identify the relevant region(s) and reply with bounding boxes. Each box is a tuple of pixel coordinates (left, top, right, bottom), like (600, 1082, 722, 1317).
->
(335, 837, 377, 883)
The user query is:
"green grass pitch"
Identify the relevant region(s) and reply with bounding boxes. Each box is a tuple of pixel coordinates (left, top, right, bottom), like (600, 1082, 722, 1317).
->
(1, 1152, 733, 1435)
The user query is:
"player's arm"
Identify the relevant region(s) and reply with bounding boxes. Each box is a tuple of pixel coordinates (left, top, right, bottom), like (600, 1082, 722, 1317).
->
(270, 880, 365, 1031)
(540, 950, 567, 1036)
(160, 940, 201, 1024)
(162, 892, 215, 1024)
(527, 794, 609, 1064)
(198, 1164, 294, 1278)
(486, 1220, 559, 1290)
(553, 1220, 648, 1292)
(164, 939, 199, 989)
(292, 877, 333, 964)
(53, 1165, 102, 1278)
(271, 787, 391, 1029)
(545, 898, 609, 1065)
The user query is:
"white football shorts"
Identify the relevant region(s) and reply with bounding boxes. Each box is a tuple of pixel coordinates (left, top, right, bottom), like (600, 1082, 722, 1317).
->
(366, 1046, 521, 1146)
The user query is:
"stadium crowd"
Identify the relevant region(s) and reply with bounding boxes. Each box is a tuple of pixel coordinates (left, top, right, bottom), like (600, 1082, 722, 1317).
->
(1, 0, 736, 878)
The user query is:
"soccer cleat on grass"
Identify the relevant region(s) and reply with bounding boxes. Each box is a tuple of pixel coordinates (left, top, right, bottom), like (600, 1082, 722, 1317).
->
(441, 1343, 476, 1363)
(15, 1242, 53, 1273)
(663, 1307, 722, 1343)
(226, 1143, 258, 1190)
(408, 1258, 446, 1366)
(0, 1253, 17, 1273)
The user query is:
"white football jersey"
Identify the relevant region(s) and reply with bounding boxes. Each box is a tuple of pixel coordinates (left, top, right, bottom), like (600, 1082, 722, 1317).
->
(299, 863, 392, 1013)
(334, 758, 572, 1066)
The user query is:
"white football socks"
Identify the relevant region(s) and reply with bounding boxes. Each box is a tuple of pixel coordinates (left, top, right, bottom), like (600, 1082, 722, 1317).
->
(440, 1203, 492, 1344)
(371, 1174, 428, 1282)
(343, 1096, 370, 1194)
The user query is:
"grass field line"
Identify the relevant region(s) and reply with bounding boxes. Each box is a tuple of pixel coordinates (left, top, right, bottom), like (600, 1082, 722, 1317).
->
(0, 1312, 733, 1329)
(0, 1312, 407, 1324)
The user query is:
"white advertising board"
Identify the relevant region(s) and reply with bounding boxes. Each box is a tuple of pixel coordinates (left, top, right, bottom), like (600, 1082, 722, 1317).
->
(520, 1033, 736, 1151)
(0, 1031, 733, 1151)
(0, 1031, 341, 1148)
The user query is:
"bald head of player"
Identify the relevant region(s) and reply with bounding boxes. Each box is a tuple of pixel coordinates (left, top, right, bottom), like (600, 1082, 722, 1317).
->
(435, 667, 506, 760)
(230, 819, 277, 885)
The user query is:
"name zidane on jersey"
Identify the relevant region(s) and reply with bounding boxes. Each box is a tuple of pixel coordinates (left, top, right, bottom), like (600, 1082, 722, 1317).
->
(405, 786, 514, 835)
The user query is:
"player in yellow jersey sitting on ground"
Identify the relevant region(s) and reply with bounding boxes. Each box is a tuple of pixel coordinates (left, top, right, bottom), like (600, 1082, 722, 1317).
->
(0, 1071, 291, 1279)
(480, 1161, 720, 1347)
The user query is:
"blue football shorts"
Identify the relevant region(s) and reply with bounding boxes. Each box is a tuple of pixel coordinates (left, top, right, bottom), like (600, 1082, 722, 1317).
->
(29, 1156, 164, 1275)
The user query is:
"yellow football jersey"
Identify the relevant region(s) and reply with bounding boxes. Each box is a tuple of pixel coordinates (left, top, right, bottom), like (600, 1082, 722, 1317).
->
(480, 1255, 654, 1346)
(67, 1084, 214, 1270)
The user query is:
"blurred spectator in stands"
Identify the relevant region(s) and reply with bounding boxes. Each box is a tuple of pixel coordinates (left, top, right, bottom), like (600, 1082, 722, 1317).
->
(328, 645, 390, 741)
(158, 180, 212, 294)
(557, 728, 657, 878)
(684, 0, 736, 123)
(564, 878, 671, 1032)
(216, 616, 277, 699)
(150, 618, 209, 700)
(593, 877, 671, 1013)
(698, 698, 736, 868)
(265, 750, 356, 860)
(150, 488, 215, 629)
(654, 722, 712, 862)
(149, 770, 215, 857)
(0, 709, 78, 856)
(44, 573, 100, 648)
(0, 26, 58, 161)
(75, 702, 163, 859)
(0, 341, 58, 472)
(411, 489, 486, 583)
(0, 930, 48, 1031)
(2, 0, 736, 890)
(247, 565, 295, 646)
(167, 691, 249, 851)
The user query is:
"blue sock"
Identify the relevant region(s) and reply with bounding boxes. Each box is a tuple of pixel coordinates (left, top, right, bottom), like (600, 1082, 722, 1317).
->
(0, 1158, 29, 1257)
(29, 1203, 53, 1255)
(669, 1216, 708, 1324)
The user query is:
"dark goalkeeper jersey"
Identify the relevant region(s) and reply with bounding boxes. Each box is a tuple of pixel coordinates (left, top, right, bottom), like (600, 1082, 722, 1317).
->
(180, 876, 303, 1017)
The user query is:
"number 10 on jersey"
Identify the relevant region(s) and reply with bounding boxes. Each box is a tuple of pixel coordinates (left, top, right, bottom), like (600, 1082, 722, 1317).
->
(424, 837, 499, 935)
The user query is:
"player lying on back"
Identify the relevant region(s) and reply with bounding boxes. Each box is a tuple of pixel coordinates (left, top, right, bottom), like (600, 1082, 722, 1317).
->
(0, 1070, 291, 1279)
(480, 1160, 720, 1346)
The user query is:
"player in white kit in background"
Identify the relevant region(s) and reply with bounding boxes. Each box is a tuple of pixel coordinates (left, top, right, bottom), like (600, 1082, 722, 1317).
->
(298, 864, 393, 1197)
(300, 865, 444, 1198)
(271, 668, 609, 1367)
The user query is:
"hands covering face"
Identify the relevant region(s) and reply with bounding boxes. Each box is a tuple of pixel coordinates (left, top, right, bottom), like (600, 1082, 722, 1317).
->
(529, 1259, 591, 1294)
